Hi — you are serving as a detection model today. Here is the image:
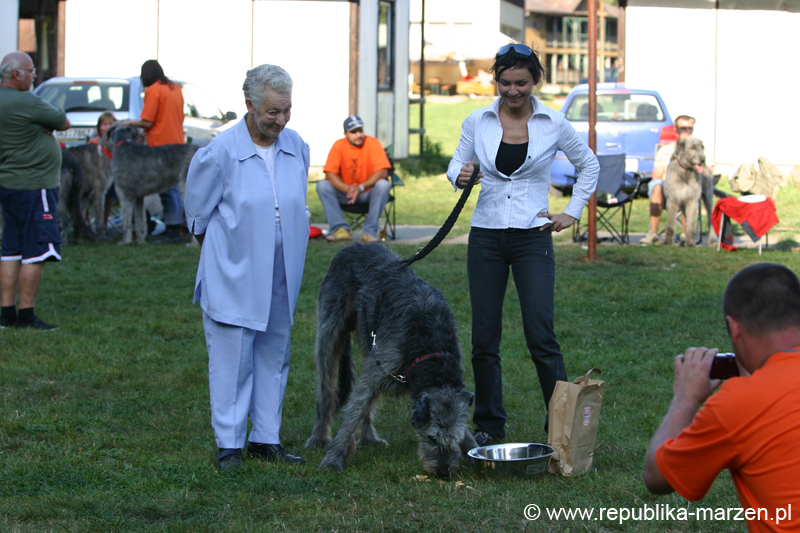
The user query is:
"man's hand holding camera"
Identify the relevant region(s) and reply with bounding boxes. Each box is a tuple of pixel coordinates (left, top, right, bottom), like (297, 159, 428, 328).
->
(672, 348, 722, 407)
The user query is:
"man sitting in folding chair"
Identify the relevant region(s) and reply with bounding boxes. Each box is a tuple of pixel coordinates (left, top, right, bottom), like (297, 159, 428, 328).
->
(317, 115, 392, 243)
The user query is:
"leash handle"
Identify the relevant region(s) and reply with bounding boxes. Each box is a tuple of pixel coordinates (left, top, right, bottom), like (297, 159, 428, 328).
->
(402, 165, 480, 267)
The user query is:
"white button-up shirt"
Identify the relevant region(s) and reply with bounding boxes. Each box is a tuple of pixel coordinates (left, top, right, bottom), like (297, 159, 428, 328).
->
(447, 95, 598, 229)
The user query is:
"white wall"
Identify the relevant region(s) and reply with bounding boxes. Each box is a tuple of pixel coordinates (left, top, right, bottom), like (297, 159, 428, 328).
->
(65, 0, 159, 78)
(253, 1, 350, 165)
(394, 0, 410, 158)
(0, 0, 20, 59)
(409, 0, 514, 60)
(63, 0, 352, 166)
(625, 6, 800, 167)
(159, 0, 253, 122)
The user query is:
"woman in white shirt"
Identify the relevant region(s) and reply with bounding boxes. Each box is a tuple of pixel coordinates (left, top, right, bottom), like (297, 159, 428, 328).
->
(447, 44, 598, 447)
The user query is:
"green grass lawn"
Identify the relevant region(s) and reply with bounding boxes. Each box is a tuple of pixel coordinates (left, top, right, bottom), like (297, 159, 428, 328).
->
(2, 98, 798, 532)
(2, 239, 796, 532)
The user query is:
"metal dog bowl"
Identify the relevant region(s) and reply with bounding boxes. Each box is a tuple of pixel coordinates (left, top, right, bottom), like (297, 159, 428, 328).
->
(468, 443, 554, 478)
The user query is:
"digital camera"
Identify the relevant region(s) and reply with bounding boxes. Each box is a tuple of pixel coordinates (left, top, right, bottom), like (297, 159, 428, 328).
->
(709, 352, 739, 380)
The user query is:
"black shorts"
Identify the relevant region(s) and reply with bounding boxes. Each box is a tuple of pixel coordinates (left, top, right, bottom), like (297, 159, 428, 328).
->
(0, 187, 61, 264)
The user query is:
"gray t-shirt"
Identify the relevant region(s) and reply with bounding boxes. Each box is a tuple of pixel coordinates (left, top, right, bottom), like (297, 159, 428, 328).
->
(0, 86, 66, 190)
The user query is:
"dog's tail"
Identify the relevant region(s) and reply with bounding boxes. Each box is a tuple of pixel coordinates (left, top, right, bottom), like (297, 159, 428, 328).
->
(401, 167, 479, 267)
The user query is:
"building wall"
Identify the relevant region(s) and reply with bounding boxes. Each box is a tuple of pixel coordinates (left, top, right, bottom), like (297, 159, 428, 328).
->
(625, 6, 800, 167)
(499, 0, 524, 42)
(0, 0, 20, 59)
(62, 0, 408, 164)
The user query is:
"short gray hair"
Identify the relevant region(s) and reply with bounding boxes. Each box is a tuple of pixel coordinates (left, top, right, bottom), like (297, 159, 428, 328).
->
(242, 64, 292, 109)
(0, 52, 26, 82)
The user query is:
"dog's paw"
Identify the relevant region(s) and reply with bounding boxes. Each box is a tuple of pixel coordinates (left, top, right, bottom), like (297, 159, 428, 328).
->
(358, 436, 389, 447)
(319, 455, 345, 473)
(305, 436, 331, 449)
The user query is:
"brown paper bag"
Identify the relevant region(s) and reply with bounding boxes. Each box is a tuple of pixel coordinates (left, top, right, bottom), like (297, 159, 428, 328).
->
(547, 368, 604, 476)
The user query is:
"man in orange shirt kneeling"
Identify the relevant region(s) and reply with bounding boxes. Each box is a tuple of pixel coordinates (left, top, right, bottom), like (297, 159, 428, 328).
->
(317, 115, 392, 243)
(644, 262, 800, 533)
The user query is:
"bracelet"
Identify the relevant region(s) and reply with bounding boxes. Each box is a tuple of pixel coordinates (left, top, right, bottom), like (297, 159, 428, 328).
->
(359, 184, 365, 192)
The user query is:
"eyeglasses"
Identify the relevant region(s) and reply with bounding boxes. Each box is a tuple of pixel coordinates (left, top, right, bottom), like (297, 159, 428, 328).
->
(16, 67, 36, 74)
(497, 44, 533, 57)
(676, 126, 694, 133)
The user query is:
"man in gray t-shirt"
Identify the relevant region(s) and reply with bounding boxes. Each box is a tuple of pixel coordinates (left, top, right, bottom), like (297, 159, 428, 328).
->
(0, 51, 70, 330)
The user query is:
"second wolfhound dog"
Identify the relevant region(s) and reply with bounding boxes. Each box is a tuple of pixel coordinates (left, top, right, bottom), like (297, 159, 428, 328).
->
(664, 136, 712, 247)
(110, 125, 198, 244)
(306, 243, 477, 477)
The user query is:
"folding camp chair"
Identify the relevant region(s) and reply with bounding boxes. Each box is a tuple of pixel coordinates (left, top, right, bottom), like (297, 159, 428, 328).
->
(572, 153, 644, 245)
(341, 171, 404, 240)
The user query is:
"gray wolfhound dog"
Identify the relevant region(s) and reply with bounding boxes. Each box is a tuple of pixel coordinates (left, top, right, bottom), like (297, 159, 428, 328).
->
(664, 136, 714, 247)
(57, 147, 95, 244)
(66, 128, 144, 239)
(305, 243, 477, 477)
(110, 126, 198, 244)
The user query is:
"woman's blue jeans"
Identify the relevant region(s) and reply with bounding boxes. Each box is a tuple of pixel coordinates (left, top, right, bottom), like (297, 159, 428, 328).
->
(467, 227, 567, 438)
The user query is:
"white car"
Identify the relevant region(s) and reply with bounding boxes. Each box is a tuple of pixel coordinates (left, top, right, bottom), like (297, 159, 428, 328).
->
(34, 76, 237, 147)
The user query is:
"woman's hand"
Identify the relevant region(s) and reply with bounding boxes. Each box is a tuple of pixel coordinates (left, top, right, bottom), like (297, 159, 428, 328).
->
(456, 162, 483, 189)
(537, 211, 576, 233)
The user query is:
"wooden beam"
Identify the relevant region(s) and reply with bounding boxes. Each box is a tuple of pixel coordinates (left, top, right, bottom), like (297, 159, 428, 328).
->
(349, 0, 359, 115)
(57, 0, 65, 76)
(617, 0, 626, 83)
(587, 0, 598, 260)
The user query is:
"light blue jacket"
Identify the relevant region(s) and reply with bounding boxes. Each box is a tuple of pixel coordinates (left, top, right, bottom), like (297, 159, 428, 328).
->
(184, 117, 310, 330)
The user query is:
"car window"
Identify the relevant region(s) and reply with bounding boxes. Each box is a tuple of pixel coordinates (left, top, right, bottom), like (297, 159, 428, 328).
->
(182, 83, 223, 121)
(38, 82, 129, 113)
(564, 93, 665, 122)
(182, 90, 198, 118)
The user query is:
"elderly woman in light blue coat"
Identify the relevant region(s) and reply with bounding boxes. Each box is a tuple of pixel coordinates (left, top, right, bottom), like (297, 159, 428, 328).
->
(184, 64, 310, 470)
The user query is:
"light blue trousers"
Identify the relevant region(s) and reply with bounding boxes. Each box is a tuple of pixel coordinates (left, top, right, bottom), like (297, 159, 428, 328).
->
(316, 178, 391, 237)
(202, 221, 292, 449)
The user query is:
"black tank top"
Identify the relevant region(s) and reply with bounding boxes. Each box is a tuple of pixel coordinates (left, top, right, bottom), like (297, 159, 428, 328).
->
(495, 141, 528, 177)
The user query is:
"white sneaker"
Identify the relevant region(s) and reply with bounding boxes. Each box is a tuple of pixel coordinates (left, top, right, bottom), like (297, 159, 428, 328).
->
(639, 231, 661, 246)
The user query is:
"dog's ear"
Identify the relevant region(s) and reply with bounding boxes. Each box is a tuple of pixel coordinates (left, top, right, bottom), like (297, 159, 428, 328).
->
(411, 397, 430, 428)
(462, 391, 475, 407)
(675, 137, 686, 155)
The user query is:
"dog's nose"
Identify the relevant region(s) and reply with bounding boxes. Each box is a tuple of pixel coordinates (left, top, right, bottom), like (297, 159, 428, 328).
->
(436, 468, 452, 479)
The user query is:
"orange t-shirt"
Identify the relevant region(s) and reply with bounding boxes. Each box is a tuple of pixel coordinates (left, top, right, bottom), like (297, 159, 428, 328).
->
(656, 348, 800, 533)
(140, 81, 185, 147)
(323, 136, 391, 187)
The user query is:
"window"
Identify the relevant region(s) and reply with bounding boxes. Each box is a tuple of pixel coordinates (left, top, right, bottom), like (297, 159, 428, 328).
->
(565, 93, 666, 122)
(183, 84, 223, 120)
(38, 82, 129, 112)
(378, 1, 393, 90)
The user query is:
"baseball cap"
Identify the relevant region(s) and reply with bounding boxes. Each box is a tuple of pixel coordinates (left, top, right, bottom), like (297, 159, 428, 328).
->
(343, 115, 364, 132)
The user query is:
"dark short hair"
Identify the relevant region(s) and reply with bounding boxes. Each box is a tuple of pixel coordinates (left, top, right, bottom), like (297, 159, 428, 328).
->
(674, 115, 695, 126)
(723, 263, 800, 334)
(140, 59, 173, 88)
(491, 47, 546, 86)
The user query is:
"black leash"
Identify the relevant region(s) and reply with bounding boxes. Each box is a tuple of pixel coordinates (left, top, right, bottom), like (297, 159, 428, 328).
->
(401, 166, 480, 267)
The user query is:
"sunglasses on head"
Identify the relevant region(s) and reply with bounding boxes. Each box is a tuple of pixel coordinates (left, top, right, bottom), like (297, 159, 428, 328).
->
(497, 44, 533, 57)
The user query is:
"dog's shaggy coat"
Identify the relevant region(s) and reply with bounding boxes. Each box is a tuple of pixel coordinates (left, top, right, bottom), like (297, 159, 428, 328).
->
(110, 126, 198, 244)
(306, 243, 477, 477)
(57, 147, 95, 244)
(664, 136, 711, 247)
